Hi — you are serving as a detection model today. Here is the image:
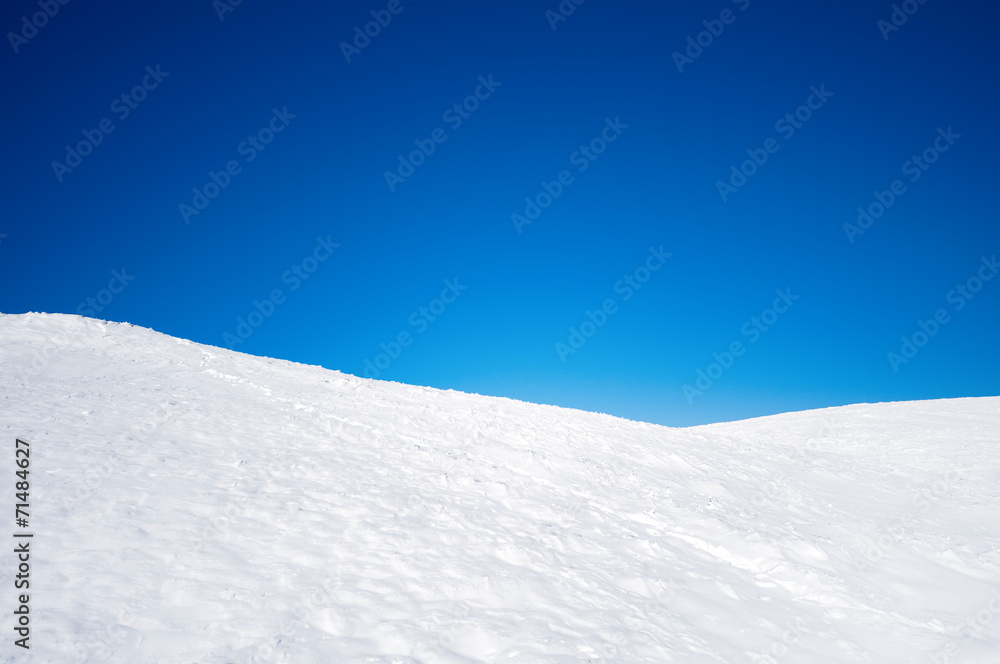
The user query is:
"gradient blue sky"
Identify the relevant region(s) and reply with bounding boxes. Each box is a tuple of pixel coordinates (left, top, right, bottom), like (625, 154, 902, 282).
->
(2, 0, 997, 426)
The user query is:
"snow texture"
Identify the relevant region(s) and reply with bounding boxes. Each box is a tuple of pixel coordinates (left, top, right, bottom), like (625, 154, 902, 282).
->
(0, 313, 998, 663)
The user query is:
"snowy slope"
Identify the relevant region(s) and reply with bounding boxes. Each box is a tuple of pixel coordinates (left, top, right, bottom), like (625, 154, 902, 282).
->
(0, 313, 998, 664)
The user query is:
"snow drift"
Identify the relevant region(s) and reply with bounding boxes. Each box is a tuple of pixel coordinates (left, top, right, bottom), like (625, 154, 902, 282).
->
(0, 313, 997, 663)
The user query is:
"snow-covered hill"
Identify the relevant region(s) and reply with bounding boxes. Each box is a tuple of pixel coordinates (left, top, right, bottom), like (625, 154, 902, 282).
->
(1, 313, 998, 663)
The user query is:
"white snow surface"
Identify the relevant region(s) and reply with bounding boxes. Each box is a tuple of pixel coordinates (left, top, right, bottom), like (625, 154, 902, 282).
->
(1, 312, 998, 663)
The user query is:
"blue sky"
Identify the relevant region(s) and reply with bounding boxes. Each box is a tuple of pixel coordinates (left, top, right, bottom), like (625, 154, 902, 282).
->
(1, 0, 997, 426)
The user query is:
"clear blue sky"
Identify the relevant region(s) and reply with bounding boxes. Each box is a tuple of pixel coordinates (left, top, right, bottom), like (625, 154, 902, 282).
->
(1, 0, 997, 426)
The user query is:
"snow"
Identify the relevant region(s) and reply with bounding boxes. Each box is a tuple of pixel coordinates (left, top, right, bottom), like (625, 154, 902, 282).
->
(1, 312, 998, 663)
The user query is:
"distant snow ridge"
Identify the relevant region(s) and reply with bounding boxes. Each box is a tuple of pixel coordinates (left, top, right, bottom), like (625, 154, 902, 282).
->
(1, 312, 998, 663)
